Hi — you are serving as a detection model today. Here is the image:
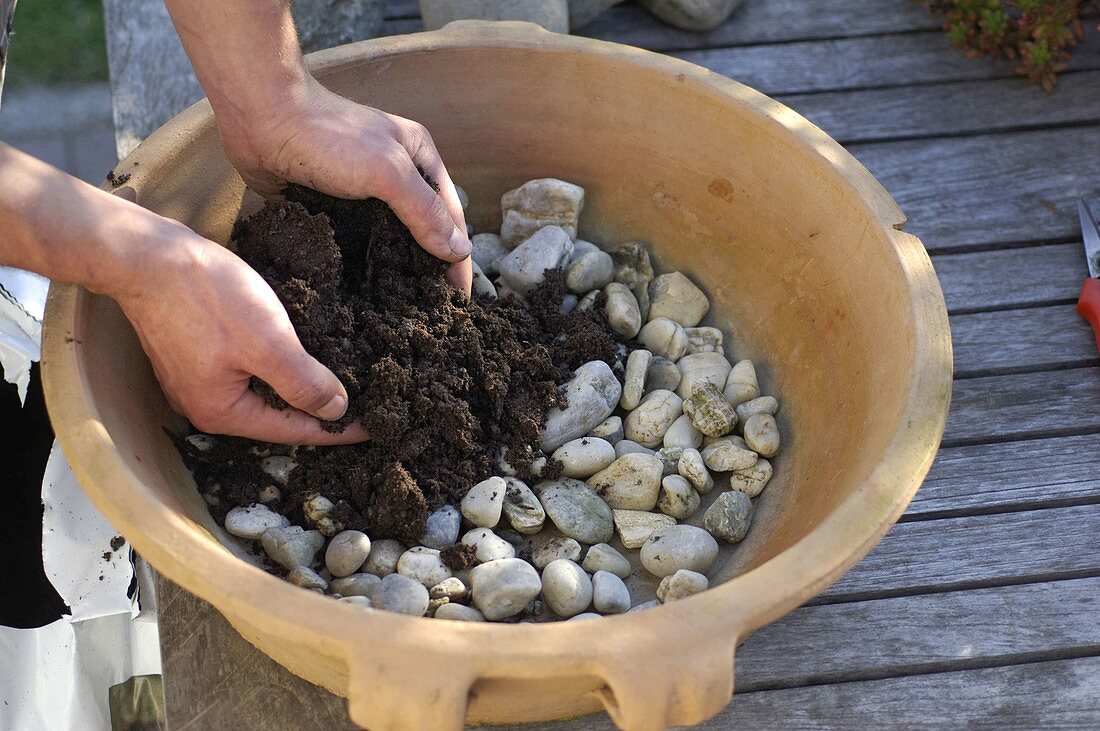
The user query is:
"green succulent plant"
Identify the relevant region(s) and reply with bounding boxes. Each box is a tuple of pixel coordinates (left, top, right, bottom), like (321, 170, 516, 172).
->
(917, 0, 1098, 90)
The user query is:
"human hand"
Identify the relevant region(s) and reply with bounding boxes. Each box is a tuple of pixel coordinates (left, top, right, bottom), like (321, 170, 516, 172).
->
(217, 77, 473, 293)
(113, 221, 368, 445)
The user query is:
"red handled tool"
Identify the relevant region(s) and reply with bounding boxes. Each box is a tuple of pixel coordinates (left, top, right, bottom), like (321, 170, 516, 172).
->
(1077, 200, 1100, 353)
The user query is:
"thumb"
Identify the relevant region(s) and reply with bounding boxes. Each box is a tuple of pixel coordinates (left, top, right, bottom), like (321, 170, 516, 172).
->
(250, 344, 349, 422)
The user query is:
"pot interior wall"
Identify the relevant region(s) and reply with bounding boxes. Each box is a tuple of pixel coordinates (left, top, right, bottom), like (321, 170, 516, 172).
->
(72, 42, 917, 595)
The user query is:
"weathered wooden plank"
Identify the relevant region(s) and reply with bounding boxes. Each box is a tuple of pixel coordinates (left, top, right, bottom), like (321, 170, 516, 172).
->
(911, 434, 1100, 519)
(737, 578, 1100, 691)
(817, 504, 1100, 602)
(157, 574, 355, 731)
(933, 243, 1084, 313)
(853, 127, 1100, 252)
(945, 368, 1100, 446)
(385, 0, 419, 19)
(781, 69, 1100, 144)
(951, 306, 1096, 378)
(487, 656, 1100, 729)
(677, 32, 1100, 96)
(715, 657, 1100, 730)
(579, 0, 937, 52)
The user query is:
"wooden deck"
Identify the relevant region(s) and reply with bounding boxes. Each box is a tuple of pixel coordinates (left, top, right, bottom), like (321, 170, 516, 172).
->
(148, 1, 1100, 727)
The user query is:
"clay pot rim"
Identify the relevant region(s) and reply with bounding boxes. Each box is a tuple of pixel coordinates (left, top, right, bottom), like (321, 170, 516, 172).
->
(41, 19, 951, 717)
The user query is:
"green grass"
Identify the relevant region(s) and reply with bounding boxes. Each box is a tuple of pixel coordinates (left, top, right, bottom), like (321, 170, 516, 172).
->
(5, 0, 109, 87)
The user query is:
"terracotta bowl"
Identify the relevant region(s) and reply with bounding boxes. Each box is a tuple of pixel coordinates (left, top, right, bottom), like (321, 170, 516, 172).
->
(41, 21, 952, 731)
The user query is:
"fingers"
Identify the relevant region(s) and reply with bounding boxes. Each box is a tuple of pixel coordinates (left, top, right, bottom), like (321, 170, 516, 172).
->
(446, 257, 473, 294)
(219, 389, 369, 445)
(378, 156, 472, 264)
(249, 342, 350, 422)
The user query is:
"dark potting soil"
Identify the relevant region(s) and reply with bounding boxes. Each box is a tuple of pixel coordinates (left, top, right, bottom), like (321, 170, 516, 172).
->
(181, 186, 622, 545)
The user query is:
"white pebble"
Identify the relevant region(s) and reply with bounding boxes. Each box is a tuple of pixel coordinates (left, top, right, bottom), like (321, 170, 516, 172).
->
(339, 595, 373, 610)
(329, 573, 381, 599)
(703, 491, 754, 543)
(325, 530, 372, 577)
(657, 569, 709, 602)
(582, 543, 631, 579)
(637, 317, 688, 361)
(624, 389, 683, 448)
(461, 476, 506, 527)
(603, 282, 642, 338)
(702, 437, 759, 472)
(723, 359, 760, 406)
(657, 475, 700, 520)
(501, 478, 546, 535)
(567, 612, 602, 621)
(620, 349, 652, 411)
(461, 528, 517, 563)
(541, 559, 593, 618)
(500, 178, 584, 247)
(729, 458, 773, 498)
(735, 396, 779, 425)
(571, 239, 600, 261)
(303, 493, 343, 537)
(586, 453, 663, 510)
(531, 532, 582, 569)
(372, 573, 430, 616)
(287, 566, 328, 591)
(553, 437, 617, 479)
(420, 505, 461, 549)
(434, 603, 485, 622)
(588, 416, 624, 444)
(540, 360, 622, 452)
(185, 434, 217, 452)
(678, 448, 715, 493)
(592, 571, 631, 614)
(611, 509, 676, 549)
(663, 414, 703, 449)
(647, 271, 710, 326)
(565, 250, 615, 293)
(744, 413, 781, 457)
(684, 326, 723, 355)
(614, 439, 655, 459)
(645, 356, 682, 392)
(640, 525, 719, 578)
(471, 232, 509, 276)
(684, 381, 738, 437)
(470, 259, 497, 298)
(676, 352, 732, 399)
(257, 485, 281, 504)
(260, 526, 325, 570)
(628, 599, 661, 613)
(469, 558, 543, 621)
(397, 546, 453, 587)
(496, 225, 574, 295)
(537, 478, 615, 544)
(362, 538, 404, 577)
(429, 576, 469, 602)
(224, 504, 290, 540)
(260, 455, 297, 485)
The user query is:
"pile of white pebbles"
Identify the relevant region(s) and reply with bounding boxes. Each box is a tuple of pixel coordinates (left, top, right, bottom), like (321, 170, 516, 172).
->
(214, 178, 783, 622)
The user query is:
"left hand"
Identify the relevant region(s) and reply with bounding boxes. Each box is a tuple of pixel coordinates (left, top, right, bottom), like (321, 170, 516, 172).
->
(217, 77, 472, 293)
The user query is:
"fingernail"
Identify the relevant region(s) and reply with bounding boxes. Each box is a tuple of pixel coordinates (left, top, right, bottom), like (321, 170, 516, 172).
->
(449, 227, 472, 258)
(315, 393, 347, 421)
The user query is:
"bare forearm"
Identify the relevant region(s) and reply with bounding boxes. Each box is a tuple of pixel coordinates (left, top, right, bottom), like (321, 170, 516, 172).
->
(162, 0, 313, 152)
(0, 142, 187, 297)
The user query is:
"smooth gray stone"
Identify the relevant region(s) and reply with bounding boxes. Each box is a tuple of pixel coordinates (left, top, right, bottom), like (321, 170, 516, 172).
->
(420, 0, 568, 32)
(538, 478, 615, 544)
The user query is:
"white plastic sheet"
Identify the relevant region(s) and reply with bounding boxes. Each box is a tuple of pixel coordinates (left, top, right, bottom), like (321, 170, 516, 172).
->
(0, 267, 162, 730)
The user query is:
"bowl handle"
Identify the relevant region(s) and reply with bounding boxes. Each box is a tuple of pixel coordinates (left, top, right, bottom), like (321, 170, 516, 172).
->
(345, 650, 478, 731)
(593, 633, 739, 730)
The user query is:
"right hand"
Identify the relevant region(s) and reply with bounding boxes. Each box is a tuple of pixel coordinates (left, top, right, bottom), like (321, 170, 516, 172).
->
(113, 222, 367, 445)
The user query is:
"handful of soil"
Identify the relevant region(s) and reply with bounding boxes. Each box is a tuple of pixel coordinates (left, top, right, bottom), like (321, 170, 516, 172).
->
(183, 186, 620, 544)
